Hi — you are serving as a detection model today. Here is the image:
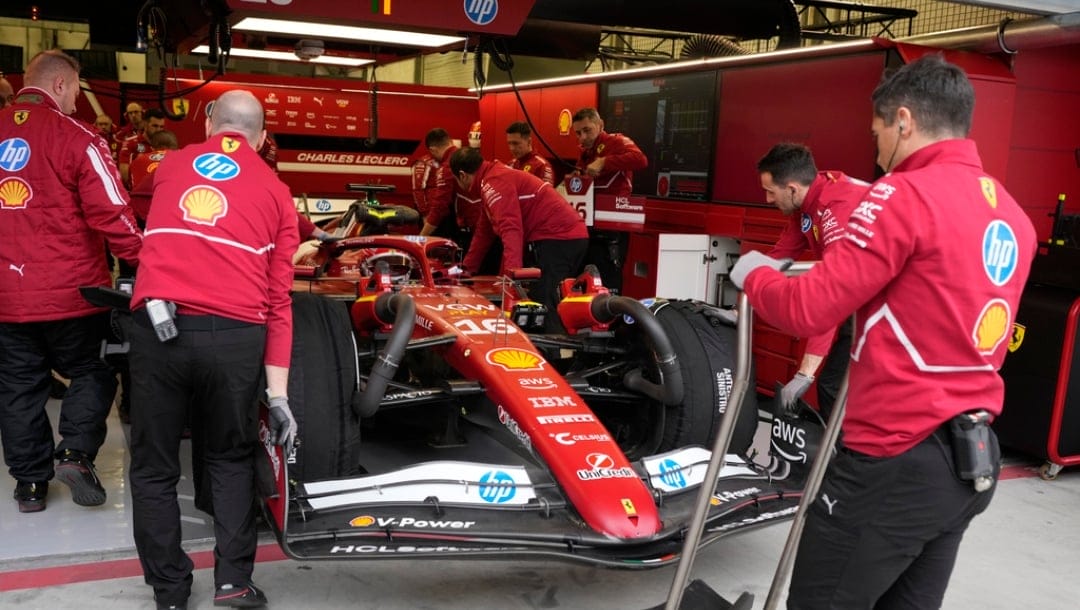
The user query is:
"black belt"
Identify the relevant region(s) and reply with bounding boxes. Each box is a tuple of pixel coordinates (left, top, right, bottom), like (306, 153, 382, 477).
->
(133, 309, 256, 331)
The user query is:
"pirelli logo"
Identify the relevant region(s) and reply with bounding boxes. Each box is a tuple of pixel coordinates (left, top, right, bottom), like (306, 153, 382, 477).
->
(536, 414, 595, 425)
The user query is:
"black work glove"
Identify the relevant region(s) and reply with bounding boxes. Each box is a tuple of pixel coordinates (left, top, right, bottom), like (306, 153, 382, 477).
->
(779, 372, 814, 417)
(267, 395, 297, 447)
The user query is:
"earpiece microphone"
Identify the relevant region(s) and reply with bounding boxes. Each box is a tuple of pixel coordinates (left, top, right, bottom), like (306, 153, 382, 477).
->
(899, 121, 906, 133)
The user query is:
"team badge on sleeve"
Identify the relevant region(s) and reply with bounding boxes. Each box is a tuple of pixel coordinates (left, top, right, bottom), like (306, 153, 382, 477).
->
(221, 137, 242, 153)
(1008, 323, 1026, 353)
(979, 177, 998, 209)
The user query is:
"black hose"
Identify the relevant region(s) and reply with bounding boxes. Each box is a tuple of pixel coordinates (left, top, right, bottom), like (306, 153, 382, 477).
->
(590, 295, 684, 406)
(354, 291, 415, 417)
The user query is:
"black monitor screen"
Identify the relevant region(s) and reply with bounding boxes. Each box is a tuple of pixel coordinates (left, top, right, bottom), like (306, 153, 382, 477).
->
(600, 70, 718, 201)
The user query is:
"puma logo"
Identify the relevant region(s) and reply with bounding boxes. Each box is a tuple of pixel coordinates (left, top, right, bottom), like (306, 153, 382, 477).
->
(313, 96, 324, 106)
(821, 493, 838, 516)
(8, 263, 24, 277)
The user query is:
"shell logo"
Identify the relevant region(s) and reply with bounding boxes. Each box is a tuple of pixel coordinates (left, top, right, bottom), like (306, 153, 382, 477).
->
(179, 185, 228, 226)
(349, 515, 376, 528)
(486, 347, 545, 371)
(558, 109, 571, 136)
(0, 177, 32, 209)
(973, 299, 1011, 355)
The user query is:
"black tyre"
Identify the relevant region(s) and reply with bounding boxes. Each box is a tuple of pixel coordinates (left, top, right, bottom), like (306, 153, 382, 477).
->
(287, 293, 361, 482)
(651, 299, 758, 455)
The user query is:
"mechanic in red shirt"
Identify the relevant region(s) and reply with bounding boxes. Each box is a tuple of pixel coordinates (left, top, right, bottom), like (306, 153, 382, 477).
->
(92, 113, 121, 162)
(410, 148, 438, 217)
(454, 148, 588, 333)
(113, 101, 143, 145)
(0, 50, 142, 513)
(119, 107, 166, 187)
(128, 129, 179, 215)
(571, 108, 648, 293)
(506, 121, 554, 185)
(0, 76, 13, 108)
(418, 128, 471, 238)
(757, 143, 870, 419)
(128, 90, 299, 610)
(731, 55, 1037, 608)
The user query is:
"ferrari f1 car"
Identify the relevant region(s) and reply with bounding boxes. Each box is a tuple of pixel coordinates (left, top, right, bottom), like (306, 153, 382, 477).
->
(257, 204, 825, 567)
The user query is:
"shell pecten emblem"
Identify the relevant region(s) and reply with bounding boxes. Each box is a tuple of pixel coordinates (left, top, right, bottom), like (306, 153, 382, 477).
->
(973, 298, 1010, 355)
(349, 515, 375, 527)
(0, 177, 32, 209)
(179, 185, 228, 226)
(485, 347, 545, 371)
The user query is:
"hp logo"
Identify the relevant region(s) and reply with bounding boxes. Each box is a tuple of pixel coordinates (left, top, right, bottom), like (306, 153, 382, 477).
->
(193, 153, 241, 181)
(315, 199, 332, 212)
(464, 0, 498, 26)
(478, 470, 516, 503)
(569, 176, 583, 193)
(0, 138, 31, 172)
(982, 220, 1018, 286)
(658, 459, 687, 489)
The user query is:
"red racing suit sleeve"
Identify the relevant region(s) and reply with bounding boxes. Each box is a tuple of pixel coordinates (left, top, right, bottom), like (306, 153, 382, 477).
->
(296, 212, 316, 240)
(265, 183, 301, 368)
(76, 136, 143, 263)
(767, 218, 809, 261)
(598, 134, 647, 173)
(423, 147, 458, 227)
(462, 209, 495, 273)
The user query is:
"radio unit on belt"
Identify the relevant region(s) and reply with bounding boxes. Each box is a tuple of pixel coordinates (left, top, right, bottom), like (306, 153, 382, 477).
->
(948, 410, 994, 492)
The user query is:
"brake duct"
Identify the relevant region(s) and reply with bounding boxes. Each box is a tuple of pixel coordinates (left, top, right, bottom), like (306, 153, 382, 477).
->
(589, 295, 684, 406)
(354, 291, 415, 418)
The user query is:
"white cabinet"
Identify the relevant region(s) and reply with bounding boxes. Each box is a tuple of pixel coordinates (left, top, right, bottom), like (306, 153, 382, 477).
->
(656, 234, 740, 304)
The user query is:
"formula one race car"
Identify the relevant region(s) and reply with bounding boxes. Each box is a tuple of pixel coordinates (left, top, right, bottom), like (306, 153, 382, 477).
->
(256, 203, 825, 567)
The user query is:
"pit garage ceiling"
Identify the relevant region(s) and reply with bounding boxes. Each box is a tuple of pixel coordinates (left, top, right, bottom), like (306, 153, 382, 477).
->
(0, 0, 1074, 61)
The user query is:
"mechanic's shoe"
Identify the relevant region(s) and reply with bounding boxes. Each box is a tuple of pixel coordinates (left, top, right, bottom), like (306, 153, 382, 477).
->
(54, 449, 106, 507)
(14, 481, 48, 513)
(214, 583, 267, 608)
(156, 602, 187, 610)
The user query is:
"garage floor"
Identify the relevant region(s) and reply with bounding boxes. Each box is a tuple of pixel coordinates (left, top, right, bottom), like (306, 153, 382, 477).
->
(1, 398, 1078, 609)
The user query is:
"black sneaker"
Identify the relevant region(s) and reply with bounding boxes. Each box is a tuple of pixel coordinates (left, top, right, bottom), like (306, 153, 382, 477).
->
(54, 449, 106, 507)
(214, 583, 268, 608)
(156, 602, 187, 610)
(14, 481, 48, 513)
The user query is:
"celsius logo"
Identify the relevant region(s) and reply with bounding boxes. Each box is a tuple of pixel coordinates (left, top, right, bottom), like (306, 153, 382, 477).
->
(193, 153, 240, 181)
(0, 138, 31, 172)
(982, 220, 1018, 286)
(478, 470, 516, 503)
(464, 0, 498, 26)
(658, 459, 687, 488)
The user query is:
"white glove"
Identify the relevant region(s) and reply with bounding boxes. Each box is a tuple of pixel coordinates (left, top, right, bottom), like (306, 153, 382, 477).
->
(779, 372, 815, 417)
(729, 251, 792, 289)
(267, 395, 297, 447)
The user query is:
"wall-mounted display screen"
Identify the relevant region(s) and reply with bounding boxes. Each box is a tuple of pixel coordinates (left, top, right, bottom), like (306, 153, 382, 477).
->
(600, 71, 718, 201)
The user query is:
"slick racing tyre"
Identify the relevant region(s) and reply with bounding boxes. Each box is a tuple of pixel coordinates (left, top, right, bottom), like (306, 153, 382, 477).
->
(651, 299, 757, 456)
(288, 293, 361, 482)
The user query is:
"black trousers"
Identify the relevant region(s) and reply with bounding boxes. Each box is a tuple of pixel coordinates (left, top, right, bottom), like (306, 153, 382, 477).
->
(530, 238, 589, 334)
(128, 317, 266, 605)
(788, 427, 1000, 609)
(0, 313, 116, 483)
(815, 316, 854, 421)
(584, 229, 628, 294)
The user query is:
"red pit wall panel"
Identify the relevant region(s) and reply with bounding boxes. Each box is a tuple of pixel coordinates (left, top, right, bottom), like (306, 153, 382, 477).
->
(1006, 43, 1080, 240)
(479, 82, 597, 169)
(712, 52, 885, 203)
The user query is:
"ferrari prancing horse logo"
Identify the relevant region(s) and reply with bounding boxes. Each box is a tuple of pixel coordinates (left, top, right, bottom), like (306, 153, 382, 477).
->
(1008, 323, 1025, 353)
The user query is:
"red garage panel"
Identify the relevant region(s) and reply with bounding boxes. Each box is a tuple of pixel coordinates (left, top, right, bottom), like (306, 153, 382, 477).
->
(713, 52, 885, 204)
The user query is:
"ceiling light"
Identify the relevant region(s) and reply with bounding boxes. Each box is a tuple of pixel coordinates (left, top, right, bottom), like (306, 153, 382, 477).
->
(190, 45, 373, 68)
(234, 17, 466, 48)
